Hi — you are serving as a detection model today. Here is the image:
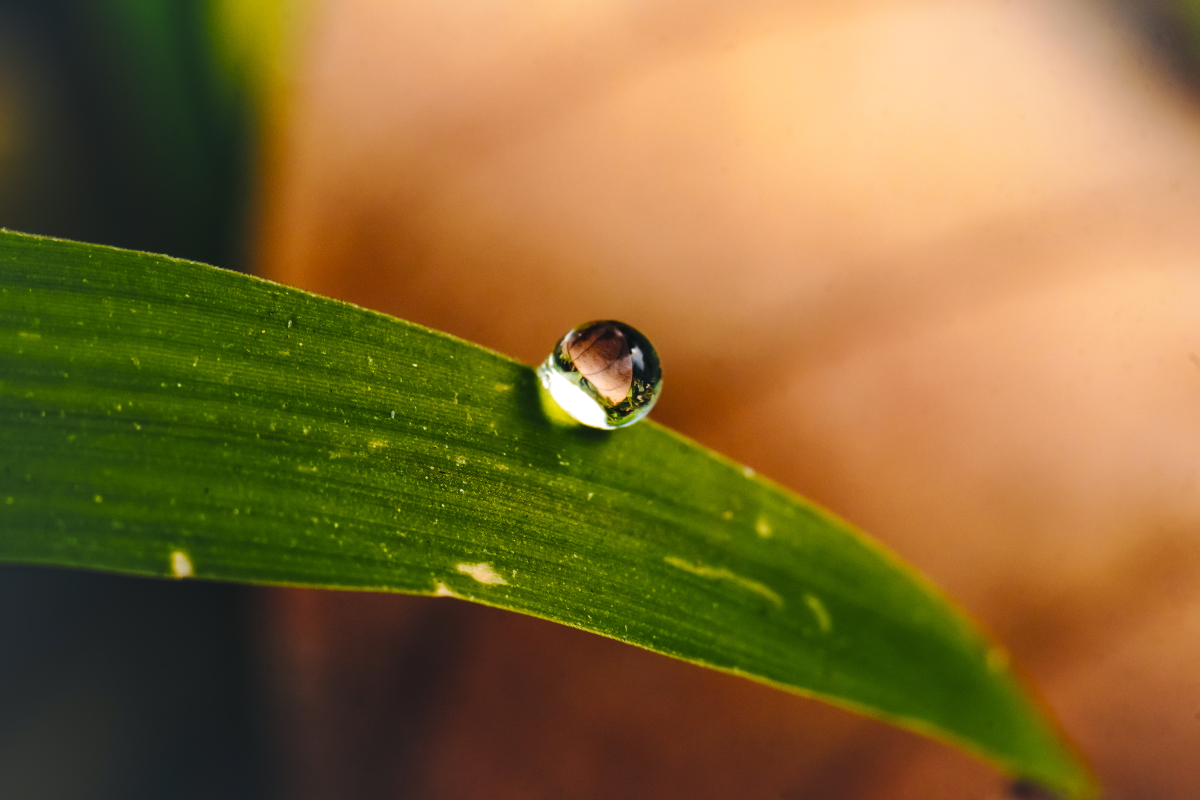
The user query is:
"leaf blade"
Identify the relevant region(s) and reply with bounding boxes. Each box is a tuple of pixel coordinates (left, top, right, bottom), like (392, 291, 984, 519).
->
(0, 230, 1094, 797)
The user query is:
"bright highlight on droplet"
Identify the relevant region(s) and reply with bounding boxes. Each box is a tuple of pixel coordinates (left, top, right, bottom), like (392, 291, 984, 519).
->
(536, 320, 662, 429)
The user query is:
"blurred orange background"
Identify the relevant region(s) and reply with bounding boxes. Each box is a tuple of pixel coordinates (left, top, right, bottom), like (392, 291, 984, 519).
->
(248, 0, 1200, 797)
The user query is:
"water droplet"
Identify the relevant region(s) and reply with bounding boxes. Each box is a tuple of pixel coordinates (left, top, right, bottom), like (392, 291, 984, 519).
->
(536, 320, 662, 429)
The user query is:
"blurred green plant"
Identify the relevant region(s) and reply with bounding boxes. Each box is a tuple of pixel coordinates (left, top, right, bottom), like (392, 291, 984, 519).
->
(1121, 0, 1200, 87)
(0, 2, 274, 795)
(0, 0, 262, 268)
(0, 229, 1096, 799)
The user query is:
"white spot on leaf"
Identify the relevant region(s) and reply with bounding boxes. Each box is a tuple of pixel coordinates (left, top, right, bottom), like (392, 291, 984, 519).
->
(664, 557, 782, 607)
(433, 581, 461, 598)
(171, 550, 194, 578)
(457, 562, 509, 586)
(804, 594, 832, 633)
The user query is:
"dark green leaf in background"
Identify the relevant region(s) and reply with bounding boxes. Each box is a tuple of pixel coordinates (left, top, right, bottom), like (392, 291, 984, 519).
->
(0, 2, 267, 794)
(0, 0, 254, 268)
(0, 230, 1095, 798)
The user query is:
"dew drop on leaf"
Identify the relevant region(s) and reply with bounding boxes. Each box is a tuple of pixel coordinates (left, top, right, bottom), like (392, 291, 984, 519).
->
(536, 320, 662, 429)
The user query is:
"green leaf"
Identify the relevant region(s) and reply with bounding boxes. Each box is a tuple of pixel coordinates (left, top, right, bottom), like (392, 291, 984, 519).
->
(0, 229, 1094, 798)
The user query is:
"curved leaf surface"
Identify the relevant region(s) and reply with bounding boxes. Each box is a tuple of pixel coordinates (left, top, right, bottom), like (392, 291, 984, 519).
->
(0, 230, 1093, 797)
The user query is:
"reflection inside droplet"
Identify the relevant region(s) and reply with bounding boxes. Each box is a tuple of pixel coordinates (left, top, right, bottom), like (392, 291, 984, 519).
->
(536, 320, 662, 429)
